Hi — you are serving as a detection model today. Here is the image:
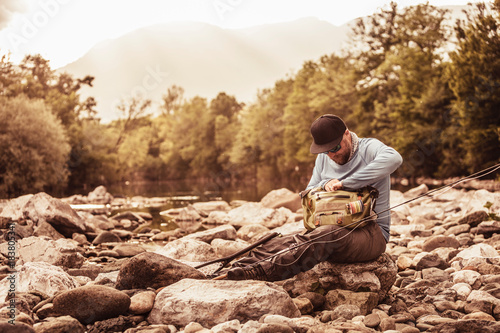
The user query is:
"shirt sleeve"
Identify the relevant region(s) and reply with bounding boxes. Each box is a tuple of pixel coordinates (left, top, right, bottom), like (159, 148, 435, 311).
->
(305, 156, 329, 190)
(342, 139, 403, 190)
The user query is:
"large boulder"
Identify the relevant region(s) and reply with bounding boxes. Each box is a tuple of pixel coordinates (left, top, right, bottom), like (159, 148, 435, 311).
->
(0, 194, 33, 227)
(260, 188, 301, 212)
(148, 279, 301, 327)
(115, 252, 205, 290)
(0, 262, 80, 302)
(282, 253, 397, 302)
(155, 237, 217, 262)
(22, 193, 86, 237)
(184, 224, 237, 243)
(87, 185, 113, 204)
(0, 236, 85, 268)
(52, 285, 130, 324)
(223, 202, 293, 229)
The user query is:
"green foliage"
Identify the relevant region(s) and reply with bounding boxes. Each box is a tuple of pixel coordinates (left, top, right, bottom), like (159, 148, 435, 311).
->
(445, 2, 500, 174)
(0, 96, 71, 197)
(1, 1, 498, 196)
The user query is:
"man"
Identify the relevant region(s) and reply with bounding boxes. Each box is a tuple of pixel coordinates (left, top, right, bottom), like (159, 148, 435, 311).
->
(222, 114, 402, 281)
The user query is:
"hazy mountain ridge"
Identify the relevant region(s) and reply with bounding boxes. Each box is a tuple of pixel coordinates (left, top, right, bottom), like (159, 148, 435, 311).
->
(61, 17, 351, 122)
(61, 6, 467, 122)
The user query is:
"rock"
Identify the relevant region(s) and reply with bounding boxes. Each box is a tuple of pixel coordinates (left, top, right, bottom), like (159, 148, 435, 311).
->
(451, 282, 472, 300)
(0, 236, 84, 269)
(457, 210, 490, 227)
(325, 290, 378, 315)
(451, 270, 482, 287)
(296, 292, 325, 310)
(87, 315, 145, 333)
(111, 211, 147, 224)
(87, 185, 113, 204)
(155, 238, 217, 262)
(148, 279, 300, 327)
(260, 188, 301, 212)
(465, 290, 500, 315)
(92, 230, 122, 244)
(192, 201, 231, 214)
(115, 252, 205, 290)
(150, 229, 184, 241)
(210, 238, 250, 258)
(124, 325, 174, 333)
(113, 244, 146, 257)
(0, 262, 79, 302)
(86, 215, 115, 231)
(414, 252, 449, 270)
(421, 267, 450, 283)
(36, 303, 60, 320)
(429, 319, 500, 332)
(184, 224, 237, 243)
(293, 297, 314, 315)
(98, 250, 120, 257)
(397, 255, 413, 271)
(422, 235, 460, 252)
(0, 194, 33, 227)
(0, 321, 35, 332)
(224, 202, 293, 229)
(33, 220, 65, 240)
(129, 291, 156, 315)
(473, 221, 500, 237)
(462, 311, 496, 321)
(236, 224, 270, 242)
(363, 313, 381, 328)
(404, 184, 429, 199)
(445, 223, 471, 236)
(210, 319, 241, 333)
(53, 285, 131, 324)
(206, 211, 230, 225)
(390, 224, 426, 237)
(159, 205, 203, 222)
(454, 243, 499, 261)
(379, 317, 396, 331)
(272, 221, 306, 236)
(331, 304, 362, 320)
(282, 253, 397, 302)
(23, 192, 87, 237)
(33, 315, 85, 333)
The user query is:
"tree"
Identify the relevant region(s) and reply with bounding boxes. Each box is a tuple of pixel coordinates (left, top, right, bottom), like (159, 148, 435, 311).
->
(113, 96, 152, 152)
(0, 96, 71, 197)
(445, 1, 500, 174)
(348, 2, 453, 180)
(210, 92, 243, 171)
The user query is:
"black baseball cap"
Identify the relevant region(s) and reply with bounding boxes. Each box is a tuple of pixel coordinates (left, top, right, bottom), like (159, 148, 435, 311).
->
(310, 114, 347, 154)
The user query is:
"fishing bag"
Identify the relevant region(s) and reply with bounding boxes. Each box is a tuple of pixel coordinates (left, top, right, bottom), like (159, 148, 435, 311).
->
(300, 186, 378, 231)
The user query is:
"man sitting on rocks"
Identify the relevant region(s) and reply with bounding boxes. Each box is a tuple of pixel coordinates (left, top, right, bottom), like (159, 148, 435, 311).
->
(220, 114, 403, 281)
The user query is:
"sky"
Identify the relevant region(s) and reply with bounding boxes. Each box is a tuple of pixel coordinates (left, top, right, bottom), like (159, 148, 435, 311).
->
(0, 0, 484, 69)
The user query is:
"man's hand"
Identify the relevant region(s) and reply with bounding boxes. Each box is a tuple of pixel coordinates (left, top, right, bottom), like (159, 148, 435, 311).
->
(324, 179, 343, 192)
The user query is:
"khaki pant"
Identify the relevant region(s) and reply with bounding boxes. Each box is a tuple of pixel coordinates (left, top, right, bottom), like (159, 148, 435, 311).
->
(234, 221, 387, 281)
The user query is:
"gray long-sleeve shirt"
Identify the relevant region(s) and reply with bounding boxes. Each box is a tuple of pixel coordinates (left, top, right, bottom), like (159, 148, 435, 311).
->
(306, 137, 403, 241)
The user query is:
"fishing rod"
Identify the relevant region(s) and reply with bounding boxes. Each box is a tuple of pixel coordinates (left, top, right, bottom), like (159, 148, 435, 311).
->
(211, 162, 500, 277)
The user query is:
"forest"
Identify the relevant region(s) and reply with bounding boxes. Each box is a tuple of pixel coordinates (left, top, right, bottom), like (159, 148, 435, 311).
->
(0, 1, 499, 198)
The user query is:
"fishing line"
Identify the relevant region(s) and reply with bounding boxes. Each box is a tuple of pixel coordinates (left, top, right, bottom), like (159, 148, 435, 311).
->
(248, 162, 500, 267)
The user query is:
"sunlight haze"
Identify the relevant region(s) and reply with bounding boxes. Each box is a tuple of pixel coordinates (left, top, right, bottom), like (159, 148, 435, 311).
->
(0, 0, 484, 68)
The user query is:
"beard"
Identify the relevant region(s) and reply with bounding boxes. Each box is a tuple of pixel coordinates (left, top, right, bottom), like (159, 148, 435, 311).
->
(330, 151, 350, 165)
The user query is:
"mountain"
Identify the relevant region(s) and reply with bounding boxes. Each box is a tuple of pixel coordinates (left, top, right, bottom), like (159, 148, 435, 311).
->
(60, 17, 351, 122)
(60, 6, 468, 123)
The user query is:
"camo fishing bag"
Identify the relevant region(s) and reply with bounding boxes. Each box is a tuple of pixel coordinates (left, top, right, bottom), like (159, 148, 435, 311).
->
(300, 186, 378, 231)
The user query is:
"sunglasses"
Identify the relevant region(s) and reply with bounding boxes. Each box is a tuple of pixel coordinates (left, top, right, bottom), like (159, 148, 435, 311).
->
(324, 144, 341, 154)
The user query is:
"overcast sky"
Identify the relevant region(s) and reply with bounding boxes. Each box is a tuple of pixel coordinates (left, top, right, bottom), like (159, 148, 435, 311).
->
(0, 0, 484, 68)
